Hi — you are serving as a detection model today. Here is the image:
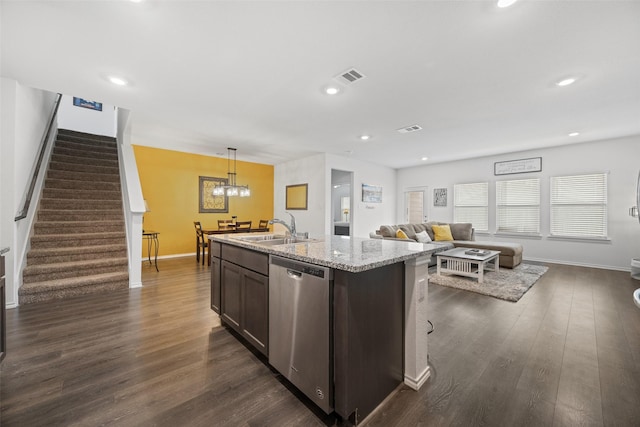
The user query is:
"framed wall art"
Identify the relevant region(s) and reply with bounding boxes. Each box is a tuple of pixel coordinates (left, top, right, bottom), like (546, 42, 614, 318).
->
(286, 183, 308, 210)
(494, 157, 542, 175)
(433, 188, 447, 207)
(199, 176, 229, 213)
(362, 184, 382, 203)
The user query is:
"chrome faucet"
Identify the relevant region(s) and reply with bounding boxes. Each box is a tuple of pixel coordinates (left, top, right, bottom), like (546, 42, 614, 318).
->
(269, 212, 296, 237)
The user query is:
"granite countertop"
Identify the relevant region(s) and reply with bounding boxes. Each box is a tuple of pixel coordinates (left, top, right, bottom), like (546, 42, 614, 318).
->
(211, 233, 442, 273)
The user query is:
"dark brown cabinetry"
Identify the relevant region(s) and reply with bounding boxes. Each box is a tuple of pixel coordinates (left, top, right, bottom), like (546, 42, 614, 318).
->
(214, 243, 269, 356)
(1, 252, 6, 362)
(210, 241, 221, 314)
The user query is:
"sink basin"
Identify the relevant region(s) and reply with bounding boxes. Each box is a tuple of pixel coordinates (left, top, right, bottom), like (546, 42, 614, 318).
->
(236, 234, 286, 242)
(253, 237, 317, 246)
(236, 234, 317, 246)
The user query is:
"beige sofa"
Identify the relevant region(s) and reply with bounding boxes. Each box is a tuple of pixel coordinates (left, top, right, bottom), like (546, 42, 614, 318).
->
(371, 222, 523, 268)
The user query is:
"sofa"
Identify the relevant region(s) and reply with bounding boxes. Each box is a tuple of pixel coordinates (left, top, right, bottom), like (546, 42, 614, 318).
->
(370, 221, 523, 268)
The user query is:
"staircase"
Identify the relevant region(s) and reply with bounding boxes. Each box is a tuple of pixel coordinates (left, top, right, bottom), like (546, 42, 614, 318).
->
(19, 129, 129, 304)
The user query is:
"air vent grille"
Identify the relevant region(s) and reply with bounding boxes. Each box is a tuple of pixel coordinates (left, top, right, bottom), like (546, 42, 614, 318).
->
(397, 124, 423, 134)
(336, 68, 366, 84)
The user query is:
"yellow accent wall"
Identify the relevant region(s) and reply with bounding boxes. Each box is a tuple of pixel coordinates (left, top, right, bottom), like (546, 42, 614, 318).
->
(133, 146, 274, 257)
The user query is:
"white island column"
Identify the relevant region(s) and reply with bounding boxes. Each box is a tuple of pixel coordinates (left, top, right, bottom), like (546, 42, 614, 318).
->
(404, 255, 431, 390)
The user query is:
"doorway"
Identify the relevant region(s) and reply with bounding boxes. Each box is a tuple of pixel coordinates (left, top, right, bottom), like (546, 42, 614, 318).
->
(404, 187, 428, 223)
(331, 169, 353, 236)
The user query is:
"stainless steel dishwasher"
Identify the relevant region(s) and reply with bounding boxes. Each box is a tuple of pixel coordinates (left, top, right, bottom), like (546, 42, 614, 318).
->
(269, 255, 333, 414)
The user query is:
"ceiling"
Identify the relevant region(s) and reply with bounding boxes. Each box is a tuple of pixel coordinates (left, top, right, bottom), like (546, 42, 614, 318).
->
(2, 1, 639, 169)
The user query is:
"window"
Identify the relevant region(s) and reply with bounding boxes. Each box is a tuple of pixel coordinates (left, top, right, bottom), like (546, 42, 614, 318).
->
(496, 178, 540, 234)
(550, 173, 607, 239)
(454, 182, 488, 232)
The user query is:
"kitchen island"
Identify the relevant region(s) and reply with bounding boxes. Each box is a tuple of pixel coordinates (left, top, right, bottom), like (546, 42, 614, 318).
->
(209, 233, 441, 424)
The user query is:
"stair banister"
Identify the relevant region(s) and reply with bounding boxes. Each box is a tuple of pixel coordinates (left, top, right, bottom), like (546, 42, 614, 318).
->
(14, 93, 62, 222)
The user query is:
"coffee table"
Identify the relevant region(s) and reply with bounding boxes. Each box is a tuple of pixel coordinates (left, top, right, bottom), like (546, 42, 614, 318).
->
(436, 247, 500, 283)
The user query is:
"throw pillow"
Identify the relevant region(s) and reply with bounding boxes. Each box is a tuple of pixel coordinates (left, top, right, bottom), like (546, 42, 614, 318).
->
(415, 230, 432, 243)
(432, 224, 454, 241)
(396, 229, 409, 239)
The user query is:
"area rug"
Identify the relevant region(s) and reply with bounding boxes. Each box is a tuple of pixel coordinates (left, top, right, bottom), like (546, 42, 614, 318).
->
(429, 263, 548, 302)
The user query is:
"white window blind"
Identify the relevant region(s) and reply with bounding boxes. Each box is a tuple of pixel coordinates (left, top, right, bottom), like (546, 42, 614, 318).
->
(454, 182, 488, 232)
(496, 178, 540, 234)
(550, 173, 608, 238)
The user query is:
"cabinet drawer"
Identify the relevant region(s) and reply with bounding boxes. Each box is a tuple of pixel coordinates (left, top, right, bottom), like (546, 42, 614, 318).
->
(222, 245, 268, 275)
(209, 241, 221, 258)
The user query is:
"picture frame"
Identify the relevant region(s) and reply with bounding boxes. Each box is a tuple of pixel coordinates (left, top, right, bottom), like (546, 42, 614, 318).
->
(362, 184, 382, 203)
(73, 97, 103, 111)
(494, 157, 542, 176)
(199, 176, 229, 213)
(433, 188, 447, 207)
(286, 183, 308, 210)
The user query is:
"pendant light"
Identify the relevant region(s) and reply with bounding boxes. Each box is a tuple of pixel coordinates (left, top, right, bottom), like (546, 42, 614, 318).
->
(212, 148, 251, 197)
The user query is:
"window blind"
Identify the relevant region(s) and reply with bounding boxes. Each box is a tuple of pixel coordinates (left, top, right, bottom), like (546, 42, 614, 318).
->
(496, 178, 540, 234)
(454, 182, 488, 232)
(550, 173, 607, 238)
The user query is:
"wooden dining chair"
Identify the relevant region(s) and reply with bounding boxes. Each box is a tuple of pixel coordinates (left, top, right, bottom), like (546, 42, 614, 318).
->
(258, 219, 269, 229)
(235, 220, 252, 231)
(218, 219, 234, 230)
(194, 221, 208, 265)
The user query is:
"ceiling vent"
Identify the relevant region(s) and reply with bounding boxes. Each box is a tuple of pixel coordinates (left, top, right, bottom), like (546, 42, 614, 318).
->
(335, 68, 366, 84)
(397, 124, 423, 134)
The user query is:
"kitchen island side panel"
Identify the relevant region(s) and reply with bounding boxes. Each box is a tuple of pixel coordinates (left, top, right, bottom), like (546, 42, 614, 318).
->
(333, 261, 404, 422)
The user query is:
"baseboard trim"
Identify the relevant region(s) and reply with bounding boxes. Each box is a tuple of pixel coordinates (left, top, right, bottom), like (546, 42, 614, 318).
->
(404, 365, 431, 391)
(129, 281, 142, 289)
(525, 256, 632, 273)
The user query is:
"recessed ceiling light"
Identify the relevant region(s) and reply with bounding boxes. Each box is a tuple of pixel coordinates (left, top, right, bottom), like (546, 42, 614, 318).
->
(556, 77, 577, 87)
(325, 86, 340, 95)
(360, 135, 370, 141)
(568, 132, 580, 137)
(421, 157, 429, 161)
(497, 0, 518, 8)
(109, 76, 128, 86)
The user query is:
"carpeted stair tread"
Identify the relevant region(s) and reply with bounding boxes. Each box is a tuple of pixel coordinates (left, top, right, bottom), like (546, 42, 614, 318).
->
(50, 153, 118, 168)
(53, 146, 118, 161)
(58, 128, 117, 141)
(24, 257, 128, 275)
(40, 199, 122, 210)
(34, 220, 125, 235)
(31, 231, 126, 242)
(38, 209, 123, 221)
(55, 140, 118, 155)
(48, 161, 119, 175)
(28, 244, 127, 262)
(45, 178, 121, 191)
(42, 188, 122, 200)
(47, 169, 120, 183)
(19, 272, 129, 301)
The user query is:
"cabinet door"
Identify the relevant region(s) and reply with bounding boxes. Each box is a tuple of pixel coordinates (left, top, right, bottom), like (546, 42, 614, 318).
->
(221, 260, 242, 333)
(210, 256, 221, 314)
(242, 269, 269, 356)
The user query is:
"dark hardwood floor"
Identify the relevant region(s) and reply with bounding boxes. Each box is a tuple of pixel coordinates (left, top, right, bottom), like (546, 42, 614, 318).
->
(1, 257, 639, 426)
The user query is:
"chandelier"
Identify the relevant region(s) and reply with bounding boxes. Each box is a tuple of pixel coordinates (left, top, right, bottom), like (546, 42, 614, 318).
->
(212, 147, 251, 197)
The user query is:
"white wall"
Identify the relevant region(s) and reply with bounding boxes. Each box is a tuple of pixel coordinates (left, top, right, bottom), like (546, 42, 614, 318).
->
(325, 154, 397, 238)
(397, 136, 640, 271)
(274, 153, 397, 238)
(1, 79, 58, 306)
(57, 94, 116, 137)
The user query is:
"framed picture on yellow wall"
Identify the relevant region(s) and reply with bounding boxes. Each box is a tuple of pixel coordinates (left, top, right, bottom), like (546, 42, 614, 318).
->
(199, 176, 229, 213)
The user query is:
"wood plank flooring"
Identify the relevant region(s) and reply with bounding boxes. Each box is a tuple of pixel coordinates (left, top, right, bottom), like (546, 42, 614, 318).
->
(1, 257, 640, 426)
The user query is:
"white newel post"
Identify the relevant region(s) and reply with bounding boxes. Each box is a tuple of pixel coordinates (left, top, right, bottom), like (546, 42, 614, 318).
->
(404, 255, 431, 390)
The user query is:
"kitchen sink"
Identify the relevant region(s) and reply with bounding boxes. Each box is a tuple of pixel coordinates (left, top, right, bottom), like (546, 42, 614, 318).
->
(236, 234, 317, 246)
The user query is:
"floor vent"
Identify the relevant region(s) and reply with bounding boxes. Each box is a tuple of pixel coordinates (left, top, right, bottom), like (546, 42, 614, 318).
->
(336, 68, 366, 84)
(397, 124, 423, 134)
